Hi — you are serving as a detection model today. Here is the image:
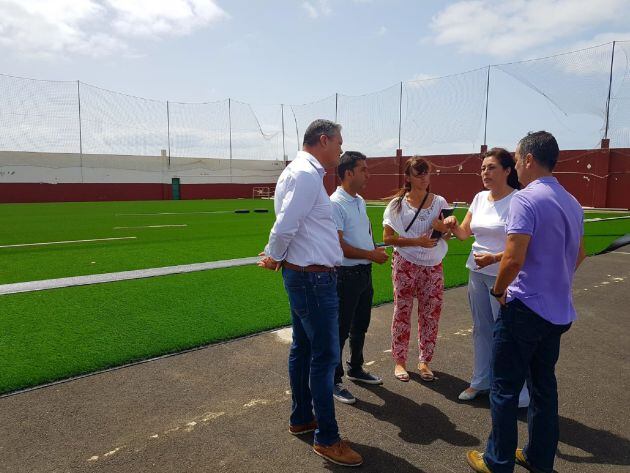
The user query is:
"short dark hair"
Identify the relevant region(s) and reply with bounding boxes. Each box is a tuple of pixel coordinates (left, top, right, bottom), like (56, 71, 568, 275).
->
(484, 147, 521, 190)
(517, 131, 559, 171)
(337, 151, 367, 180)
(303, 119, 342, 147)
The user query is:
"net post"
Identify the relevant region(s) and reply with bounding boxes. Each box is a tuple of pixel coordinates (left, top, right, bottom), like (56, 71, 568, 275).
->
(77, 80, 84, 183)
(604, 41, 616, 140)
(166, 100, 171, 168)
(292, 106, 299, 155)
(281, 104, 286, 161)
(228, 98, 233, 183)
(398, 81, 403, 150)
(483, 66, 490, 146)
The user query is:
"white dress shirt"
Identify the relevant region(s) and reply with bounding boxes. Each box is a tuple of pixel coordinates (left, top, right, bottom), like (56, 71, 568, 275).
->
(264, 151, 343, 267)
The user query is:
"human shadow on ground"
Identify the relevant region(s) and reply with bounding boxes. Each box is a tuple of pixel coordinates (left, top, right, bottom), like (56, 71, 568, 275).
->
(295, 436, 428, 472)
(352, 384, 479, 447)
(556, 416, 630, 466)
(414, 370, 630, 467)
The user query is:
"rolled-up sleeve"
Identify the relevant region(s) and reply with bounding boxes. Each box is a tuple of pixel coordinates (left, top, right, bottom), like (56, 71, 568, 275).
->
(265, 171, 319, 261)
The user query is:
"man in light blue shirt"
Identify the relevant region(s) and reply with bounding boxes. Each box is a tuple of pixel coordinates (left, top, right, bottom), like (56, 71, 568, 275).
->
(467, 131, 586, 473)
(329, 151, 388, 405)
(259, 120, 362, 467)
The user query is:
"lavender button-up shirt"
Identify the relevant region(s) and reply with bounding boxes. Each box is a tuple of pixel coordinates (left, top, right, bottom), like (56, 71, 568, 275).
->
(505, 177, 584, 325)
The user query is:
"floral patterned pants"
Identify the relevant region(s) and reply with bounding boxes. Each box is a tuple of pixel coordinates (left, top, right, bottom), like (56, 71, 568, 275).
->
(391, 252, 444, 364)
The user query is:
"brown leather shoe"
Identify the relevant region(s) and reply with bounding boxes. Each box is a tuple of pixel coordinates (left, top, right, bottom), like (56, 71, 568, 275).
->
(313, 439, 363, 467)
(288, 420, 317, 435)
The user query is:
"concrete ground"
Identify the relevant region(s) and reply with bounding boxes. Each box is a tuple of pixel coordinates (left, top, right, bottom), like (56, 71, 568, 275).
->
(1, 251, 629, 472)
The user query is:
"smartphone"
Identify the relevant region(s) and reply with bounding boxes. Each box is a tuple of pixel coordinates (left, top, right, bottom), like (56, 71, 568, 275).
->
(430, 208, 454, 239)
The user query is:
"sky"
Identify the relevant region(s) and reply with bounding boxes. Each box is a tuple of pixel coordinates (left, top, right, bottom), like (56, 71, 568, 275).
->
(1, 0, 630, 155)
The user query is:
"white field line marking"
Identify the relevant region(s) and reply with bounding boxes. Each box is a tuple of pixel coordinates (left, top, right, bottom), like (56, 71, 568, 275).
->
(113, 224, 187, 230)
(0, 256, 261, 295)
(584, 215, 630, 223)
(116, 211, 234, 216)
(0, 236, 136, 249)
(614, 251, 630, 255)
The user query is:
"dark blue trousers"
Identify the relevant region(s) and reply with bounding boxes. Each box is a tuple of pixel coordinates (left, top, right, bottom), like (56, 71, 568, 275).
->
(484, 299, 571, 473)
(283, 268, 340, 447)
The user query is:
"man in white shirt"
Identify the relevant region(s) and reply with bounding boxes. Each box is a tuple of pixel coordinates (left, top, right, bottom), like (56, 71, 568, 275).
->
(258, 119, 362, 467)
(330, 151, 388, 405)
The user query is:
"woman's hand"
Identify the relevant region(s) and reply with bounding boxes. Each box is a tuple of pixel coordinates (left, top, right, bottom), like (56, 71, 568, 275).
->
(415, 236, 438, 248)
(431, 218, 449, 233)
(473, 252, 498, 268)
(443, 215, 458, 229)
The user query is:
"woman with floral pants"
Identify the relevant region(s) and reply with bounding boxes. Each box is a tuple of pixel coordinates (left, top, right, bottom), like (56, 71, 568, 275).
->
(383, 157, 450, 382)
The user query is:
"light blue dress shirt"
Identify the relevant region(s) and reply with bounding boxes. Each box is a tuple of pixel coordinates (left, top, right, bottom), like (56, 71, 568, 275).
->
(330, 186, 375, 266)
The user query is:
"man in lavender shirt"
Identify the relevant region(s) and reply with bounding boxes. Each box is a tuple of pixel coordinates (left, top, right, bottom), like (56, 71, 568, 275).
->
(466, 131, 586, 473)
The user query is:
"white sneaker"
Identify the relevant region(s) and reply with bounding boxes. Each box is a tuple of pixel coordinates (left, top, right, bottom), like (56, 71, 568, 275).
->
(458, 388, 488, 401)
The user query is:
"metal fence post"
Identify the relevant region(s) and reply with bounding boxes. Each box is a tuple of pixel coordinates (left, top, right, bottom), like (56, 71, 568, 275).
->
(166, 100, 171, 168)
(483, 66, 491, 147)
(281, 103, 286, 161)
(604, 41, 616, 140)
(77, 80, 84, 182)
(398, 81, 403, 152)
(228, 98, 232, 182)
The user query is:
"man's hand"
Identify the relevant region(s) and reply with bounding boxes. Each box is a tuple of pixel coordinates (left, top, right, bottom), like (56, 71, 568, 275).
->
(473, 252, 497, 269)
(496, 292, 507, 306)
(370, 247, 389, 264)
(257, 252, 281, 271)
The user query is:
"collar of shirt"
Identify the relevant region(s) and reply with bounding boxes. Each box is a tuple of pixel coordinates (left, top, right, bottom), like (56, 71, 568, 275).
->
(297, 150, 326, 178)
(527, 176, 558, 188)
(335, 186, 359, 203)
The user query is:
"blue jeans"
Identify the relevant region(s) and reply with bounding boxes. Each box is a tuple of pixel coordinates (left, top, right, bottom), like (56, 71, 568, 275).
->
(484, 299, 571, 473)
(283, 268, 340, 446)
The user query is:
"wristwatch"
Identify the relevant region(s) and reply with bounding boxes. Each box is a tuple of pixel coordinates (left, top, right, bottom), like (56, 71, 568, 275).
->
(489, 288, 505, 298)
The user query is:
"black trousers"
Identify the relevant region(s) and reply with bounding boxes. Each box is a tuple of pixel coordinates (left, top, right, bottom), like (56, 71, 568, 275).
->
(334, 264, 374, 385)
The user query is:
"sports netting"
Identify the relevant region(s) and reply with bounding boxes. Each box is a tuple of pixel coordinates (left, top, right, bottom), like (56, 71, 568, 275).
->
(1, 41, 629, 162)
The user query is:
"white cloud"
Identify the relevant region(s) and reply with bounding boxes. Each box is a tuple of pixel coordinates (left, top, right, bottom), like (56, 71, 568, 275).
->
(107, 0, 227, 37)
(376, 26, 387, 36)
(302, 0, 332, 19)
(410, 73, 436, 81)
(0, 0, 228, 58)
(429, 0, 630, 57)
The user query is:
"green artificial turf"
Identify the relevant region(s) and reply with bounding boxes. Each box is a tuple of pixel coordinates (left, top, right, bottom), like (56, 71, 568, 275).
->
(0, 199, 276, 284)
(0, 201, 628, 394)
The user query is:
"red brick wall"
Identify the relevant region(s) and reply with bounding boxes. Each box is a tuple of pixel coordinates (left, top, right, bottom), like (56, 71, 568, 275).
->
(0, 183, 275, 203)
(2, 148, 628, 207)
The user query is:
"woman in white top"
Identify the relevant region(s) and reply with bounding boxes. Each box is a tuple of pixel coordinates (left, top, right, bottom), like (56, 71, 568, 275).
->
(383, 157, 451, 382)
(444, 148, 529, 406)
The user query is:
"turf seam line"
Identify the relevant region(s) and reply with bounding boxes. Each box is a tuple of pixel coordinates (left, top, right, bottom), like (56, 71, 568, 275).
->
(584, 216, 630, 223)
(0, 256, 260, 295)
(116, 211, 234, 216)
(0, 236, 137, 249)
(113, 224, 188, 229)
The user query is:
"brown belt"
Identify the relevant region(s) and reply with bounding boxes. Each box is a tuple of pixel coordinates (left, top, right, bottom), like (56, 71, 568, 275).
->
(282, 261, 336, 273)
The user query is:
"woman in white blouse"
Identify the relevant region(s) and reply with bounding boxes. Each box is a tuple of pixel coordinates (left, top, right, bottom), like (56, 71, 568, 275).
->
(444, 148, 529, 407)
(383, 157, 451, 382)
